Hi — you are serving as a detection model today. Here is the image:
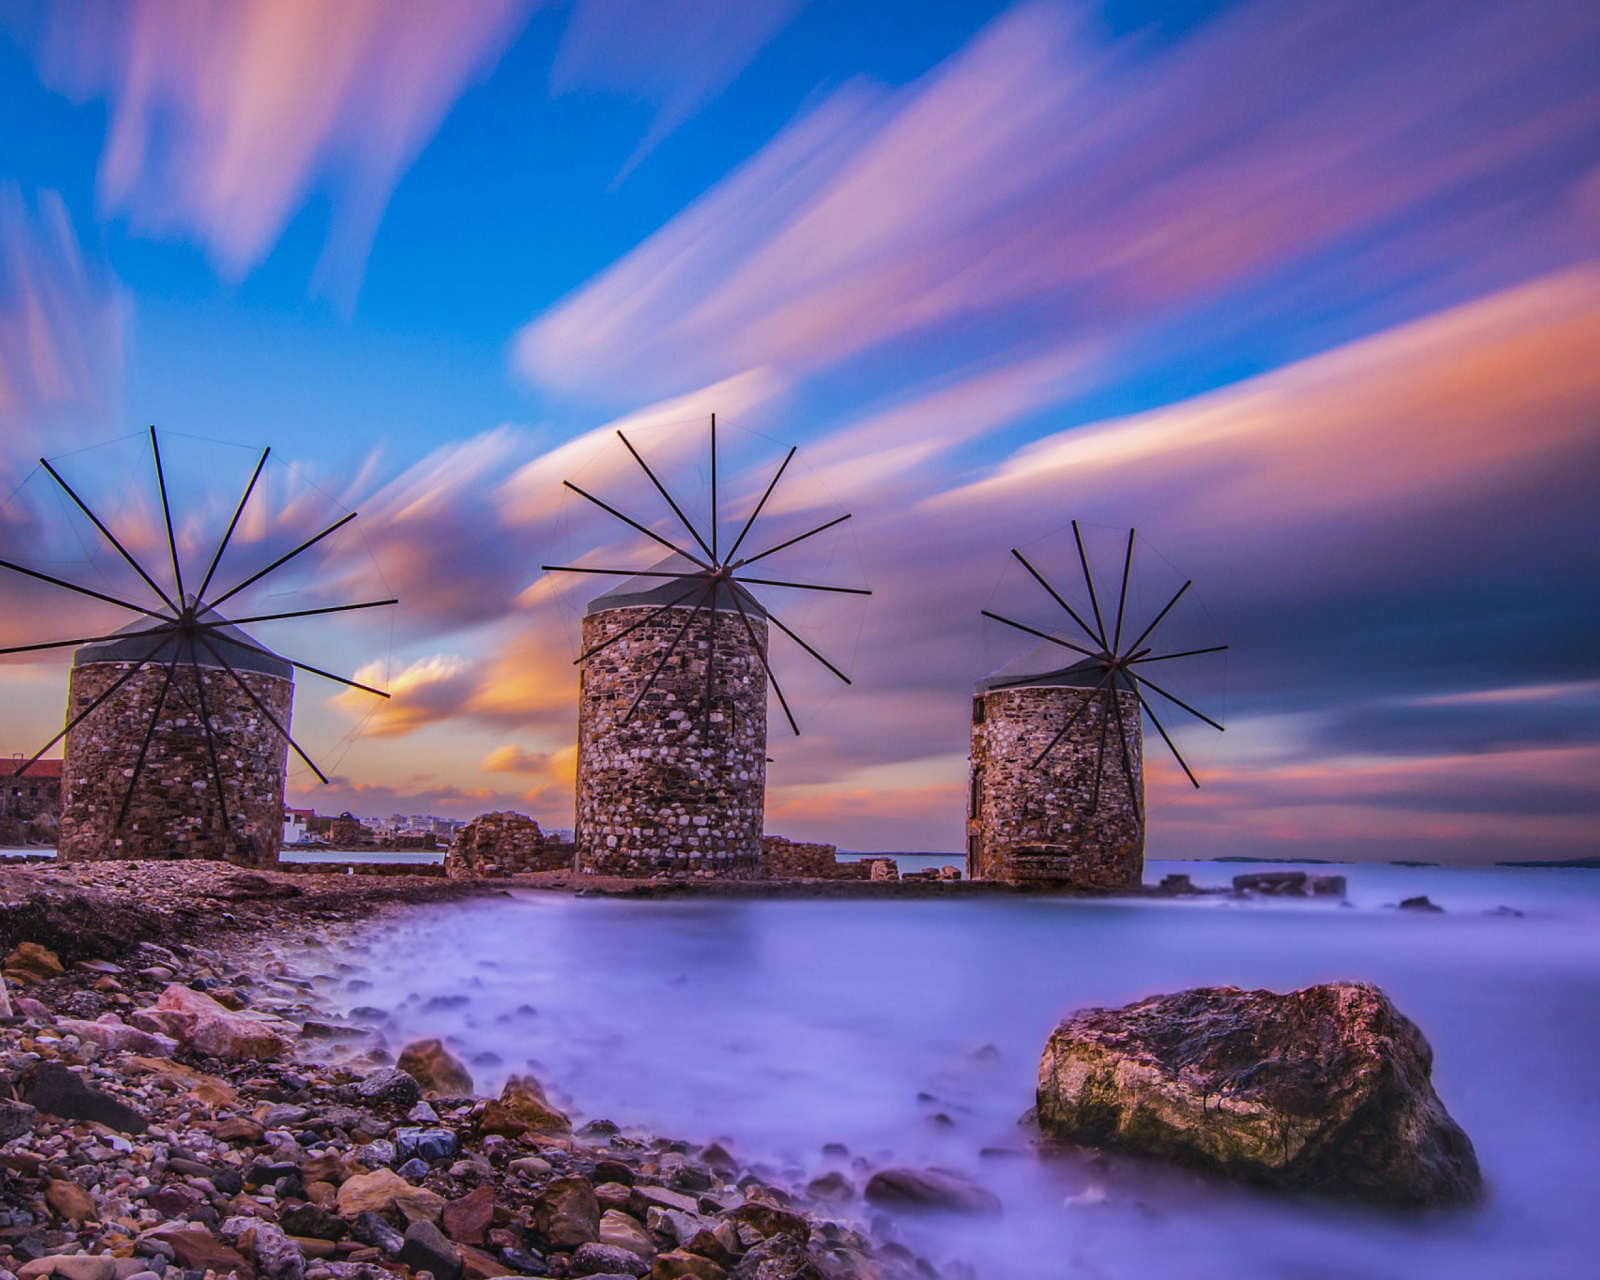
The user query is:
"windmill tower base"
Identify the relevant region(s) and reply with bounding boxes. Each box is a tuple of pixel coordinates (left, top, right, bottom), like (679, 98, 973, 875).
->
(575, 603, 767, 878)
(57, 660, 292, 866)
(967, 684, 1144, 890)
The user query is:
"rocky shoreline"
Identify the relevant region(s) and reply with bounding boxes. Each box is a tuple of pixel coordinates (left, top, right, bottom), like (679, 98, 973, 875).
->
(0, 862, 982, 1280)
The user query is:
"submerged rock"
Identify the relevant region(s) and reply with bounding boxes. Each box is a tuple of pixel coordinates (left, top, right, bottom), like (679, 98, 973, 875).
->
(862, 1168, 1001, 1215)
(1035, 982, 1481, 1207)
(398, 1037, 475, 1097)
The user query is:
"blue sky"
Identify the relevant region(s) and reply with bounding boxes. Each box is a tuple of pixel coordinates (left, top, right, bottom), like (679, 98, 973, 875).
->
(2, 0, 1599, 860)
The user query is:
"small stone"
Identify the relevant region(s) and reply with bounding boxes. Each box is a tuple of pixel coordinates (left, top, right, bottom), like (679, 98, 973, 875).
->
(648, 1249, 725, 1280)
(5, 942, 64, 979)
(475, 1076, 569, 1138)
(45, 1178, 98, 1223)
(597, 1211, 655, 1261)
(348, 1212, 404, 1257)
(278, 1204, 346, 1243)
(394, 1127, 460, 1165)
(397, 1220, 462, 1280)
(17, 1062, 148, 1135)
(532, 1177, 600, 1250)
(355, 1069, 421, 1110)
(397, 1040, 474, 1097)
(17, 1258, 116, 1280)
(215, 1117, 266, 1144)
(441, 1186, 496, 1246)
(571, 1243, 646, 1278)
(337, 1167, 446, 1224)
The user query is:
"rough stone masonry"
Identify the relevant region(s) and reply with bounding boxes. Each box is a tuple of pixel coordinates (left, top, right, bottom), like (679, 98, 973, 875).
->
(576, 598, 767, 877)
(57, 654, 291, 867)
(967, 682, 1144, 889)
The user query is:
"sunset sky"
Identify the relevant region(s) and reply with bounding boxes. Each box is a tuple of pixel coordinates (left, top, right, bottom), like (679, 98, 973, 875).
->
(2, 0, 1598, 861)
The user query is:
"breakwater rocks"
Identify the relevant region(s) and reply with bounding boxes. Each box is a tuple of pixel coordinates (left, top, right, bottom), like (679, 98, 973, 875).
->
(0, 864, 941, 1280)
(1035, 982, 1482, 1207)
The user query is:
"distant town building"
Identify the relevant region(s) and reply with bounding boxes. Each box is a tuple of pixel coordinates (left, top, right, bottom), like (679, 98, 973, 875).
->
(1, 758, 62, 846)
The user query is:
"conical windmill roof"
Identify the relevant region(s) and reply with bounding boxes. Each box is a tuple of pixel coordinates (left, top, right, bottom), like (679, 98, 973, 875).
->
(585, 553, 768, 618)
(975, 636, 1132, 694)
(74, 600, 293, 679)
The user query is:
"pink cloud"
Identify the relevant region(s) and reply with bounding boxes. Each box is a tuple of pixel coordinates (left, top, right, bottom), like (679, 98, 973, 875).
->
(36, 0, 532, 305)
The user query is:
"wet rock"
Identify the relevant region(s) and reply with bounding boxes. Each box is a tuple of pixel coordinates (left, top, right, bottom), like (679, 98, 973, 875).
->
(1035, 981, 1482, 1207)
(728, 1235, 827, 1280)
(148, 1227, 255, 1279)
(598, 1210, 655, 1261)
(17, 1061, 148, 1134)
(533, 1176, 601, 1250)
(1398, 895, 1444, 913)
(16, 1258, 115, 1280)
(57, 1014, 177, 1057)
(396, 1157, 431, 1181)
(45, 1178, 97, 1223)
(803, 1172, 853, 1203)
(355, 1068, 422, 1110)
(215, 1116, 267, 1144)
(728, 1197, 809, 1242)
(863, 1168, 1001, 1216)
(224, 1217, 305, 1280)
(147, 985, 291, 1060)
(572, 1243, 648, 1278)
(1232, 871, 1309, 896)
(0, 1097, 37, 1143)
(395, 1126, 460, 1164)
(440, 1185, 496, 1246)
(650, 1250, 726, 1280)
(397, 1220, 462, 1280)
(397, 1039, 474, 1097)
(476, 1075, 569, 1138)
(336, 1167, 446, 1223)
(349, 1211, 405, 1256)
(279, 1203, 347, 1242)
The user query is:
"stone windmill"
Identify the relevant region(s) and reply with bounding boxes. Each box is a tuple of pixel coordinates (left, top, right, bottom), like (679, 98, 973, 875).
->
(968, 522, 1226, 889)
(543, 416, 868, 878)
(0, 428, 395, 865)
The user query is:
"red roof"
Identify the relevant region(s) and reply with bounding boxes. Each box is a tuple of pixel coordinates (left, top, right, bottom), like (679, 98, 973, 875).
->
(1, 759, 62, 779)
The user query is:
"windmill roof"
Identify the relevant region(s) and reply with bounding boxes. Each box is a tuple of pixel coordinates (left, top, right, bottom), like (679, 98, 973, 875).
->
(585, 553, 768, 618)
(975, 637, 1133, 694)
(74, 601, 293, 680)
(2, 758, 62, 779)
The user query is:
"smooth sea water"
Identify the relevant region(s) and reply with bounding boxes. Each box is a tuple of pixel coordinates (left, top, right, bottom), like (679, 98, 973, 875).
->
(289, 861, 1600, 1280)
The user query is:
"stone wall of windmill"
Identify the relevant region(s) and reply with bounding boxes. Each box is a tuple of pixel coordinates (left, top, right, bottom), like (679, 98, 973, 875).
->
(575, 603, 767, 877)
(57, 657, 292, 866)
(966, 683, 1144, 890)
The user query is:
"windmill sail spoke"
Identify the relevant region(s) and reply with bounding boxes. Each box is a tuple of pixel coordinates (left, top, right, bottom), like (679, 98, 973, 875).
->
(624, 583, 714, 724)
(197, 446, 269, 601)
(1108, 679, 1143, 823)
(702, 588, 717, 738)
(1112, 527, 1135, 653)
(1124, 580, 1191, 656)
(1088, 684, 1113, 814)
(1138, 690, 1200, 788)
(573, 580, 707, 665)
(724, 445, 795, 564)
(208, 511, 358, 609)
(735, 575, 870, 596)
(218, 598, 399, 627)
(543, 565, 702, 580)
(617, 430, 714, 562)
(116, 653, 180, 830)
(1131, 671, 1225, 732)
(194, 622, 391, 698)
(188, 658, 234, 833)
(732, 513, 852, 570)
(1030, 672, 1111, 769)
(732, 590, 798, 736)
(150, 427, 185, 603)
(1130, 644, 1229, 664)
(40, 458, 177, 612)
(0, 558, 169, 620)
(709, 413, 718, 563)
(980, 610, 1101, 660)
(564, 481, 709, 571)
(1010, 550, 1104, 650)
(765, 609, 851, 685)
(20, 632, 172, 773)
(1071, 520, 1108, 647)
(0, 624, 172, 657)
(196, 632, 329, 784)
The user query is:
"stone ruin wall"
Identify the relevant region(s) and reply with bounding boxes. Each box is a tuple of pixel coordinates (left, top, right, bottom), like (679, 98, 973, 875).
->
(760, 835, 844, 878)
(446, 811, 574, 877)
(576, 604, 767, 877)
(967, 685, 1144, 890)
(57, 661, 291, 867)
(1, 768, 59, 846)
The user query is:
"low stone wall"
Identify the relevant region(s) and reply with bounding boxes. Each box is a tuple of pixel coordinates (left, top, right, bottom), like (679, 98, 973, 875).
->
(761, 836, 842, 878)
(445, 811, 573, 878)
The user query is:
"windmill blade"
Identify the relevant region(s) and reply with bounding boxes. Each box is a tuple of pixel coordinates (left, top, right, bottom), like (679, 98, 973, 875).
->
(709, 413, 718, 562)
(17, 630, 173, 773)
(39, 457, 176, 612)
(1131, 644, 1230, 664)
(196, 632, 329, 784)
(194, 621, 391, 698)
(1111, 527, 1135, 653)
(702, 588, 717, 738)
(1138, 688, 1201, 789)
(115, 652, 180, 830)
(1071, 520, 1108, 647)
(732, 513, 852, 570)
(617, 430, 714, 562)
(1107, 678, 1144, 823)
(543, 564, 703, 580)
(1124, 579, 1192, 656)
(573, 579, 707, 665)
(187, 658, 234, 834)
(1030, 671, 1112, 769)
(724, 445, 795, 565)
(1088, 683, 1113, 814)
(731, 589, 799, 736)
(1010, 550, 1104, 651)
(735, 575, 871, 596)
(562, 480, 711, 570)
(197, 445, 269, 601)
(0, 624, 173, 658)
(623, 582, 714, 724)
(1131, 670, 1225, 732)
(764, 607, 851, 685)
(0, 557, 169, 621)
(218, 598, 399, 627)
(207, 511, 358, 609)
(149, 427, 186, 603)
(979, 609, 1102, 661)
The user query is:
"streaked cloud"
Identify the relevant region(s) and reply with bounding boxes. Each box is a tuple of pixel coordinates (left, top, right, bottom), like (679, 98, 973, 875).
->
(334, 652, 475, 738)
(35, 0, 533, 305)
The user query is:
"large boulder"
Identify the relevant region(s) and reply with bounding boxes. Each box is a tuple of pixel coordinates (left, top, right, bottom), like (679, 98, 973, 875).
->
(1036, 982, 1481, 1207)
(476, 1074, 570, 1137)
(137, 985, 292, 1060)
(398, 1038, 474, 1097)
